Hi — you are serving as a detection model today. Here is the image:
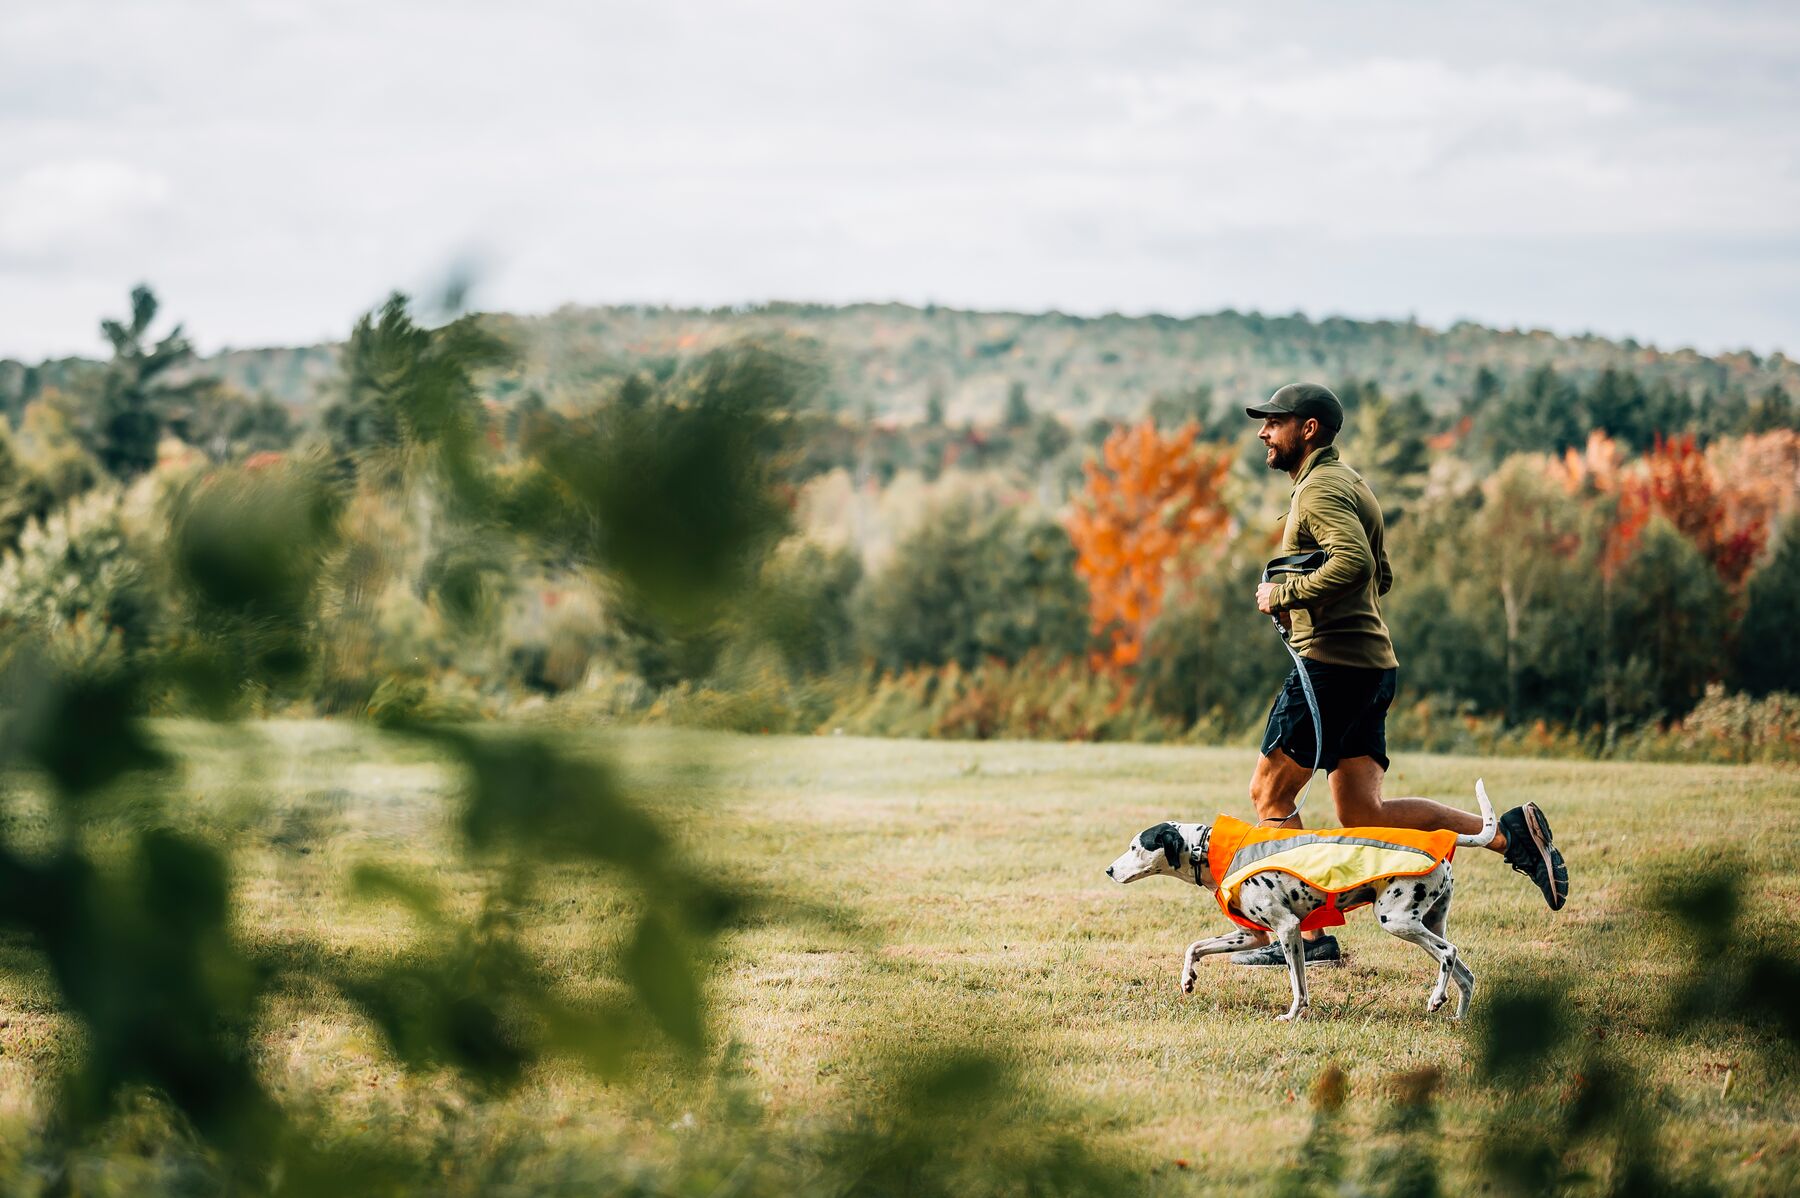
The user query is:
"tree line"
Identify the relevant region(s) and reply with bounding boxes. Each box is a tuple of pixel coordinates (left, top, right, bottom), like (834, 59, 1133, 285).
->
(0, 287, 1796, 756)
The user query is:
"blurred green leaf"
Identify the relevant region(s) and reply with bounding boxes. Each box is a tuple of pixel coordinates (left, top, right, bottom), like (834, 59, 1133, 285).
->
(1, 660, 166, 800)
(435, 729, 665, 870)
(350, 863, 447, 927)
(621, 911, 704, 1052)
(1477, 979, 1568, 1081)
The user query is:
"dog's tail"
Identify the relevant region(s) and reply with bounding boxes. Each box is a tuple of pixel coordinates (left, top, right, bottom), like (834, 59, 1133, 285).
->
(1455, 779, 1498, 848)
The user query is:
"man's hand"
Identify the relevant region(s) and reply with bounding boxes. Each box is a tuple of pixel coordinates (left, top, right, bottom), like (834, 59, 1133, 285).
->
(1255, 581, 1281, 614)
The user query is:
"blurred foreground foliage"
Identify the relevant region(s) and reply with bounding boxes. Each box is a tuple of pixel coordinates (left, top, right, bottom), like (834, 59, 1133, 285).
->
(0, 290, 1158, 1196)
(1277, 861, 1800, 1198)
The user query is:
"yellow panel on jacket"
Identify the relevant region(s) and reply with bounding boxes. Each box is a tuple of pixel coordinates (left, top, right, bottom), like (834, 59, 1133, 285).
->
(1206, 815, 1459, 932)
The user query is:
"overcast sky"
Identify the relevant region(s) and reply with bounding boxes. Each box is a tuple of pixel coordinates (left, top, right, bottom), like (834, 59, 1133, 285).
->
(4, 0, 1797, 360)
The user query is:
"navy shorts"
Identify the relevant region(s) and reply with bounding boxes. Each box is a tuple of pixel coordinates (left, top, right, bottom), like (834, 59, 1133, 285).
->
(1261, 660, 1398, 773)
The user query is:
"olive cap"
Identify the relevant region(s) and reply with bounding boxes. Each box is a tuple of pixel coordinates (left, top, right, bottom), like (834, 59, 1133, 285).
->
(1245, 383, 1344, 433)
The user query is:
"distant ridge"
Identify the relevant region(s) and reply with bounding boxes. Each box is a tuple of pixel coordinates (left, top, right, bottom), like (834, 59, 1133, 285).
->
(4, 302, 1792, 423)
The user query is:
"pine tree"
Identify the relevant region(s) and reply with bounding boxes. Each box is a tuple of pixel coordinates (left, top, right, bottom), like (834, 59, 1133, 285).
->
(1003, 381, 1032, 429)
(1733, 514, 1800, 696)
(94, 285, 197, 481)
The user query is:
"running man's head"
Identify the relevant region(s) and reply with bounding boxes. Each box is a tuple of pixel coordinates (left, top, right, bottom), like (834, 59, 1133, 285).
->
(1247, 383, 1344, 473)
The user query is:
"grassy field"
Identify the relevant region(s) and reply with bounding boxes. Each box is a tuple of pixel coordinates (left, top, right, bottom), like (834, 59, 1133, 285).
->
(2, 723, 1797, 1194)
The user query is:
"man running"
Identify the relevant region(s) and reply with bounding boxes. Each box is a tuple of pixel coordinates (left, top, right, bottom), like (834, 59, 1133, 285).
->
(1230, 382, 1569, 968)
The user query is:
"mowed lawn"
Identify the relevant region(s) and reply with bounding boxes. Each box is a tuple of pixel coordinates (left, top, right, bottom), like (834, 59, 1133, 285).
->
(2, 722, 1797, 1193)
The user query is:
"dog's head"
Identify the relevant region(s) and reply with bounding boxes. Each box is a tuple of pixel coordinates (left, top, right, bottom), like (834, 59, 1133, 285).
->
(1107, 822, 1208, 886)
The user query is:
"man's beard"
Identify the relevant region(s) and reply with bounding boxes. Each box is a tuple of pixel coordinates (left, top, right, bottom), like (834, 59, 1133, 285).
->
(1266, 441, 1304, 472)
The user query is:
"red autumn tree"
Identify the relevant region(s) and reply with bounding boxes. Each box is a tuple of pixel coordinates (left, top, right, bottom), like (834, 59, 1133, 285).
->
(1642, 433, 1768, 587)
(1554, 430, 1770, 587)
(1067, 421, 1233, 669)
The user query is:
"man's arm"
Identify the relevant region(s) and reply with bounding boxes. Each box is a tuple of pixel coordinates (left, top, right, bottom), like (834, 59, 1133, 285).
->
(1268, 484, 1375, 610)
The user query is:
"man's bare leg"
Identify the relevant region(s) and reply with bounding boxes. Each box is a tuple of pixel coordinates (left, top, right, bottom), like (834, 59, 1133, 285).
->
(1329, 757, 1507, 852)
(1248, 748, 1328, 939)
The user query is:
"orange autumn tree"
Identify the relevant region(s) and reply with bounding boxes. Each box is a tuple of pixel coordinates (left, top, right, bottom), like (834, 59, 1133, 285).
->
(1067, 420, 1233, 669)
(1551, 431, 1649, 578)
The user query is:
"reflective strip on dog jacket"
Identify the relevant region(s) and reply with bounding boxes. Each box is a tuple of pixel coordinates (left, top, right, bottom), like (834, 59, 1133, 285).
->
(1206, 815, 1460, 932)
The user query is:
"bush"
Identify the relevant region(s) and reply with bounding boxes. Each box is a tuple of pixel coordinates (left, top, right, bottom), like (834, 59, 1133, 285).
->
(857, 499, 1089, 671)
(0, 488, 155, 670)
(1631, 684, 1800, 763)
(824, 653, 1180, 742)
(744, 539, 863, 677)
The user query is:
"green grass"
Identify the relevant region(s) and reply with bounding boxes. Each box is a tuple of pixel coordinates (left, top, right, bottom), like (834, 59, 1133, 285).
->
(3, 723, 1797, 1194)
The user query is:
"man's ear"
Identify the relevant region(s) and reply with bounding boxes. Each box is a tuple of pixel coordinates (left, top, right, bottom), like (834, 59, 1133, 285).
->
(1154, 825, 1184, 869)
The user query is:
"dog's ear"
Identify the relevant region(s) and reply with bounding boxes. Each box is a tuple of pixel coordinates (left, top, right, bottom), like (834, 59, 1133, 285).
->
(1153, 824, 1184, 869)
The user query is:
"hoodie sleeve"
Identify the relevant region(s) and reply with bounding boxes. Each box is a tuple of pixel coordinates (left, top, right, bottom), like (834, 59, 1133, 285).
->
(1268, 481, 1375, 610)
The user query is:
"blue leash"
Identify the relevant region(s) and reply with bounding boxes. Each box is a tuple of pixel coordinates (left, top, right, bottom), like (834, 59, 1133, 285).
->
(1263, 552, 1328, 826)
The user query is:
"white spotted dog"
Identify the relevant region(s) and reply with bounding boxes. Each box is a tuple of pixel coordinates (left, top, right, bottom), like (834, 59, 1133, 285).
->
(1106, 781, 1498, 1022)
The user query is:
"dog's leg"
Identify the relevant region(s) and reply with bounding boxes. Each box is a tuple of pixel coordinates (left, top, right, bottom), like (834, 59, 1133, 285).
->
(1181, 929, 1265, 993)
(1269, 916, 1308, 1021)
(1375, 865, 1470, 1019)
(1236, 876, 1325, 1021)
(1422, 885, 1473, 1017)
(1422, 888, 1452, 1011)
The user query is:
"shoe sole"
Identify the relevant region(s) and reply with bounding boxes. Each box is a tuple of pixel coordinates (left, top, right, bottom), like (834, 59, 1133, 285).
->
(1522, 803, 1567, 911)
(1231, 952, 1348, 968)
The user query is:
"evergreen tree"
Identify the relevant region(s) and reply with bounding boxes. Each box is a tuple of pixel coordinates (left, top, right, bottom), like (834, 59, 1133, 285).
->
(1612, 517, 1728, 720)
(1341, 381, 1431, 523)
(924, 387, 945, 427)
(1585, 368, 1654, 451)
(1746, 383, 1796, 433)
(1732, 514, 1800, 696)
(1485, 365, 1584, 458)
(1003, 381, 1032, 429)
(93, 285, 197, 481)
(1643, 378, 1696, 440)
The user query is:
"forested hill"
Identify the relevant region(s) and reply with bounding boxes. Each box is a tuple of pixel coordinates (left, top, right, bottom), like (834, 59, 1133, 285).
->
(4, 301, 1794, 424)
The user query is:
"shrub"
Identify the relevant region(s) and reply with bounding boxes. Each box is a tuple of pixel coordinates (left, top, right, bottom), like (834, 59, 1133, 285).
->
(824, 652, 1181, 742)
(857, 499, 1088, 671)
(1634, 684, 1800, 764)
(0, 488, 155, 670)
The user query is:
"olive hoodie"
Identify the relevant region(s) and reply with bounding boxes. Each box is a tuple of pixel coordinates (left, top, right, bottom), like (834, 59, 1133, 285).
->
(1265, 445, 1399, 670)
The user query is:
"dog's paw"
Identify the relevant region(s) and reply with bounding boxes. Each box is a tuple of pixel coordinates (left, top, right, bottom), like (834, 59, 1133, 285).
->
(1274, 1006, 1307, 1023)
(1180, 972, 1197, 994)
(1427, 995, 1447, 1014)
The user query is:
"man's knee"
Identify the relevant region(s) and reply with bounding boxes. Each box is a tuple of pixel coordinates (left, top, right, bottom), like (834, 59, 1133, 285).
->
(1251, 784, 1299, 823)
(1249, 753, 1304, 822)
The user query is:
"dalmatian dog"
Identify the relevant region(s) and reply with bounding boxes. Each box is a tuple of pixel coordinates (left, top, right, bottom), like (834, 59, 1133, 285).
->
(1106, 782, 1497, 1022)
